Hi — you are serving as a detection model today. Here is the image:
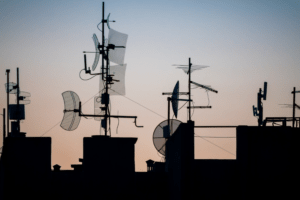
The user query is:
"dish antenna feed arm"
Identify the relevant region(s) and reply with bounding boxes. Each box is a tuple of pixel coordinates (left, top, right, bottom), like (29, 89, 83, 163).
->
(78, 102, 143, 128)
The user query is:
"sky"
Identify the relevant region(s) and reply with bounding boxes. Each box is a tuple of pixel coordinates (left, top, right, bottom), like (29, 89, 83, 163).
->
(0, 0, 299, 171)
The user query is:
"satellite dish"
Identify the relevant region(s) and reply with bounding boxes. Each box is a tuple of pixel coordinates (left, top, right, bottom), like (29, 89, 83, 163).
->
(5, 82, 17, 94)
(153, 119, 181, 156)
(107, 13, 111, 29)
(60, 91, 81, 131)
(172, 81, 179, 118)
(92, 34, 100, 71)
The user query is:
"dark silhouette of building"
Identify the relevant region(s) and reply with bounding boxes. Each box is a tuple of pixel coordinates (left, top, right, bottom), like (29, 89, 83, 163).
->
(1, 121, 299, 200)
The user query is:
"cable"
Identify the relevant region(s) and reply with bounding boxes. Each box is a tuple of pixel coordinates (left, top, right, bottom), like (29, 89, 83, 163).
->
(195, 134, 236, 156)
(206, 90, 210, 106)
(97, 22, 103, 32)
(79, 69, 97, 81)
(178, 101, 187, 111)
(116, 111, 119, 134)
(109, 89, 166, 119)
(195, 136, 236, 138)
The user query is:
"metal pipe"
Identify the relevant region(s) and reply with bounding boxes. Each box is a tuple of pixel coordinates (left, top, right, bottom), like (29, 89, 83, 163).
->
(101, 2, 105, 80)
(168, 97, 170, 135)
(3, 108, 5, 146)
(17, 68, 20, 133)
(6, 69, 10, 137)
(293, 87, 296, 128)
(188, 58, 191, 121)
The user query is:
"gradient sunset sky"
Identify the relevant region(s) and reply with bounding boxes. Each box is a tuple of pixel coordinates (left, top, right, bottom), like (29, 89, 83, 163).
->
(1, 0, 299, 171)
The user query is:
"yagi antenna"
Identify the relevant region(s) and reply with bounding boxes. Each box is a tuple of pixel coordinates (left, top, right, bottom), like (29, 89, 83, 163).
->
(190, 81, 218, 93)
(173, 58, 218, 121)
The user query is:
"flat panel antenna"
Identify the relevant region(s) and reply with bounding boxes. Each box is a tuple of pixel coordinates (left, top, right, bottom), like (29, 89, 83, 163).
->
(153, 119, 181, 156)
(263, 82, 267, 100)
(108, 29, 128, 65)
(60, 91, 81, 131)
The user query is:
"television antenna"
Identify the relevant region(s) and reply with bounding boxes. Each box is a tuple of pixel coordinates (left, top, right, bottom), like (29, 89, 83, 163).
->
(252, 82, 267, 126)
(61, 2, 142, 136)
(279, 87, 300, 128)
(172, 57, 218, 121)
(153, 119, 181, 156)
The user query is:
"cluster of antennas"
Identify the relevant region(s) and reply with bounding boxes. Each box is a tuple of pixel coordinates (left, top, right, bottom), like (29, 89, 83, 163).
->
(154, 58, 218, 156)
(5, 82, 31, 105)
(252, 82, 267, 126)
(4, 68, 30, 137)
(61, 3, 142, 136)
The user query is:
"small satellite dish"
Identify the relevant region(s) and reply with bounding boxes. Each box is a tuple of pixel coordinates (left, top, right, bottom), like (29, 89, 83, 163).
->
(5, 82, 17, 94)
(172, 81, 179, 118)
(153, 119, 181, 156)
(92, 34, 100, 71)
(60, 91, 81, 131)
(107, 13, 111, 29)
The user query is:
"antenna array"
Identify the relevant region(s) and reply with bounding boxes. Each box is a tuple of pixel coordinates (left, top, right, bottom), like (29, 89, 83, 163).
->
(60, 2, 142, 136)
(253, 82, 267, 126)
(4, 68, 30, 137)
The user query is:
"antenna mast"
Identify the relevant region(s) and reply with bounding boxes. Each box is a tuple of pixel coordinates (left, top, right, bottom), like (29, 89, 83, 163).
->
(6, 69, 10, 136)
(74, 2, 142, 136)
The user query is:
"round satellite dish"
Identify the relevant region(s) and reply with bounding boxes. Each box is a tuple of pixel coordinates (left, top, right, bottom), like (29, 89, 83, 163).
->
(153, 119, 181, 156)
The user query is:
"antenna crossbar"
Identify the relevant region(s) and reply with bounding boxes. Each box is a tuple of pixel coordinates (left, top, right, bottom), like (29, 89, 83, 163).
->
(190, 81, 218, 93)
(162, 92, 189, 95)
(187, 106, 212, 109)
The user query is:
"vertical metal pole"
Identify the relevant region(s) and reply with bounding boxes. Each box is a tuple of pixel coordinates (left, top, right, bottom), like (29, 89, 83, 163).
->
(258, 88, 262, 126)
(3, 108, 5, 146)
(188, 58, 191, 121)
(105, 49, 109, 136)
(102, 2, 105, 80)
(17, 68, 20, 133)
(6, 69, 10, 137)
(293, 87, 296, 128)
(102, 2, 108, 136)
(168, 97, 170, 133)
